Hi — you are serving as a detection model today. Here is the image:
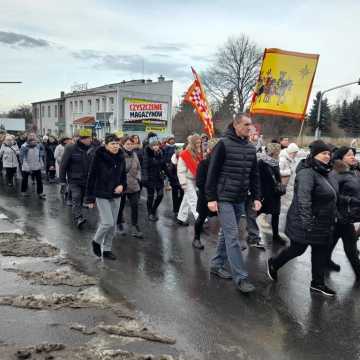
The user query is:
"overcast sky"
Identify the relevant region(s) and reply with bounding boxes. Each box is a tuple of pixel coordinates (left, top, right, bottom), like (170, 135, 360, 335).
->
(1, 0, 359, 112)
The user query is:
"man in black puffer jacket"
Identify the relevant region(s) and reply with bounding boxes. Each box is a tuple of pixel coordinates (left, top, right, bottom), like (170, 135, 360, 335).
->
(205, 114, 261, 294)
(60, 132, 92, 228)
(86, 134, 126, 260)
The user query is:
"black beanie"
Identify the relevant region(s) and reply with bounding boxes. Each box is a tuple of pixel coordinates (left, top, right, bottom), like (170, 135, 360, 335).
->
(333, 146, 356, 161)
(309, 140, 331, 158)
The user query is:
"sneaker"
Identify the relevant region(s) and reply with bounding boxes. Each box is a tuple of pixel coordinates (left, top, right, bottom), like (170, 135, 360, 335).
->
(327, 260, 341, 272)
(210, 267, 232, 279)
(192, 238, 204, 250)
(118, 223, 126, 235)
(21, 192, 30, 197)
(273, 235, 287, 245)
(91, 241, 101, 257)
(176, 219, 189, 227)
(66, 200, 72, 207)
(237, 279, 256, 293)
(131, 225, 143, 238)
(248, 239, 266, 250)
(267, 258, 278, 281)
(103, 251, 117, 260)
(148, 214, 158, 222)
(76, 217, 86, 229)
(310, 283, 336, 297)
(38, 194, 46, 200)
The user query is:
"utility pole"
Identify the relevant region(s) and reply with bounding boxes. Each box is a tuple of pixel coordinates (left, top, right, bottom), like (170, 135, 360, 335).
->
(315, 79, 360, 139)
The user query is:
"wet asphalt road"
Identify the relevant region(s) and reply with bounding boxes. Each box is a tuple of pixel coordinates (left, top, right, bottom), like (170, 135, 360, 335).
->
(1, 178, 360, 360)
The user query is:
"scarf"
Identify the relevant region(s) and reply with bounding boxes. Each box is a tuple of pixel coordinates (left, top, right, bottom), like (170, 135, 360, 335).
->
(180, 149, 202, 177)
(258, 152, 279, 167)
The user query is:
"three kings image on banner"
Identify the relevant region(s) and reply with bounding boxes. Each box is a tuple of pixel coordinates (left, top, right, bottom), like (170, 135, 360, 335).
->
(250, 48, 319, 120)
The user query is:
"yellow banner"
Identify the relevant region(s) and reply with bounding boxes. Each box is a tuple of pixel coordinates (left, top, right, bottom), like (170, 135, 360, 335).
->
(250, 48, 319, 120)
(145, 126, 166, 133)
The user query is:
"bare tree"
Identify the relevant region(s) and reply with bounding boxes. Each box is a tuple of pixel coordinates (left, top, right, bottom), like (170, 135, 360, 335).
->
(202, 34, 262, 112)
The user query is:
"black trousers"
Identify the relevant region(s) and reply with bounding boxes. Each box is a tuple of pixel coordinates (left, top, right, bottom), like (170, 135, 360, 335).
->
(21, 170, 43, 194)
(5, 167, 17, 185)
(271, 213, 280, 237)
(272, 241, 327, 285)
(147, 185, 164, 215)
(194, 210, 208, 240)
(118, 192, 140, 226)
(171, 186, 184, 214)
(329, 223, 360, 277)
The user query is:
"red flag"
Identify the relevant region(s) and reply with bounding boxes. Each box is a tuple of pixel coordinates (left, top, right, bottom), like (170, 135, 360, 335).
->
(184, 67, 214, 138)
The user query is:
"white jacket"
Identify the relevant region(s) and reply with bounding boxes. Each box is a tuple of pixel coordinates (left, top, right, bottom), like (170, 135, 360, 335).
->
(279, 152, 296, 177)
(177, 156, 196, 186)
(54, 144, 65, 164)
(0, 143, 19, 168)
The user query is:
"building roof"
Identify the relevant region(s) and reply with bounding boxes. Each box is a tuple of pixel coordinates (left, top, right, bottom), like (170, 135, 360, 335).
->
(32, 98, 63, 105)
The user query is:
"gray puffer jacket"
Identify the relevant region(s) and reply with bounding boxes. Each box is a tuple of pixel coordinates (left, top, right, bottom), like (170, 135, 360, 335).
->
(0, 143, 19, 168)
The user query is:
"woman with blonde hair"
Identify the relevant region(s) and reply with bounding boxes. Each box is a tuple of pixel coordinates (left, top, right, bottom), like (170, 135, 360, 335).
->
(176, 134, 203, 226)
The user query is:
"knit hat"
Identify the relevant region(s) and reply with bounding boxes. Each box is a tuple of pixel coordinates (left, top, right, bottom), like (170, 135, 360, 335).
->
(105, 133, 119, 144)
(309, 140, 331, 158)
(332, 146, 356, 161)
(148, 135, 160, 146)
(286, 143, 299, 154)
(266, 142, 281, 155)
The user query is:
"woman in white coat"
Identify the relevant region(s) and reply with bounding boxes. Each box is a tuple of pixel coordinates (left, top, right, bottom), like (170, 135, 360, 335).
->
(176, 134, 203, 226)
(0, 134, 19, 186)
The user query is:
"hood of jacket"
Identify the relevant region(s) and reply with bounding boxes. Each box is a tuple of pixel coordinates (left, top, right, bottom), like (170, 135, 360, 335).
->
(225, 124, 249, 145)
(296, 156, 331, 176)
(95, 145, 123, 164)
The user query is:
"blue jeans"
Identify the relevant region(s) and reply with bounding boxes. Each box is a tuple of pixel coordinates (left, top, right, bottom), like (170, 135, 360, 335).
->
(211, 201, 248, 284)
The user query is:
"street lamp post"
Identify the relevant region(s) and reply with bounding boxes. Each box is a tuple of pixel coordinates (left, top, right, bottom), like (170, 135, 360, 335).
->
(315, 79, 360, 139)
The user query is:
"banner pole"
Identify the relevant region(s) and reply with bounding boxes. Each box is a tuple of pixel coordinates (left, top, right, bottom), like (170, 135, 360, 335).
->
(297, 117, 306, 147)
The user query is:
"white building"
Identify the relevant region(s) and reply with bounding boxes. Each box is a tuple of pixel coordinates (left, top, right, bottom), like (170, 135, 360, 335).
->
(33, 76, 173, 139)
(32, 93, 65, 136)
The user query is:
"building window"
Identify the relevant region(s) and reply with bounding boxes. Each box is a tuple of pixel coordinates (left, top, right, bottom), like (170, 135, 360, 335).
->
(59, 104, 63, 118)
(102, 97, 106, 112)
(109, 97, 114, 111)
(96, 99, 100, 112)
(74, 101, 78, 113)
(88, 99, 92, 113)
(48, 105, 51, 117)
(41, 106, 45, 116)
(55, 105, 58, 117)
(80, 100, 83, 113)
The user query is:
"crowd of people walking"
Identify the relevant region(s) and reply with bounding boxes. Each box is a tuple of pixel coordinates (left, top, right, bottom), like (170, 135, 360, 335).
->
(1, 113, 360, 297)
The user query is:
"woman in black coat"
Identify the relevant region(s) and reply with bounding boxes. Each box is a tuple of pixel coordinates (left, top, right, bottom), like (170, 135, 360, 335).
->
(142, 135, 166, 221)
(193, 138, 219, 250)
(328, 147, 360, 280)
(268, 140, 338, 297)
(258, 142, 285, 244)
(86, 134, 126, 260)
(44, 136, 58, 183)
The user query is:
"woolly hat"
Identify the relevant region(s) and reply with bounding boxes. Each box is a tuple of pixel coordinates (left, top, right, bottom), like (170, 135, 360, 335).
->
(148, 135, 160, 146)
(286, 143, 299, 154)
(266, 142, 281, 155)
(309, 140, 331, 158)
(332, 146, 356, 161)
